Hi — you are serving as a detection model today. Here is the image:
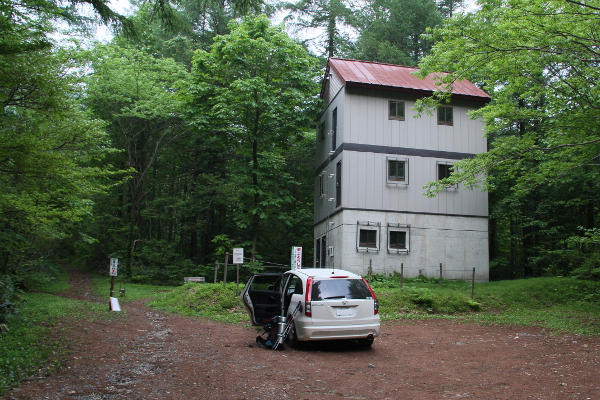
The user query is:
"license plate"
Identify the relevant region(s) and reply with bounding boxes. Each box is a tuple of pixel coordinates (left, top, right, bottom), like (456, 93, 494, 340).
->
(336, 306, 353, 317)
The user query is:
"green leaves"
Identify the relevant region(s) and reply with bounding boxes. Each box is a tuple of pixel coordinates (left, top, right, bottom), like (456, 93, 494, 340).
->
(351, 0, 443, 66)
(187, 15, 320, 257)
(416, 0, 600, 278)
(0, 45, 124, 275)
(417, 0, 600, 194)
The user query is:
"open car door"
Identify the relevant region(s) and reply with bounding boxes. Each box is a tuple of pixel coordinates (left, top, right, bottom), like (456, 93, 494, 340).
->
(240, 273, 283, 326)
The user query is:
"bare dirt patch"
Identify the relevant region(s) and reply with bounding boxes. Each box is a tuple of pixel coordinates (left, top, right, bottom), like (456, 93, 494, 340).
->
(4, 269, 600, 400)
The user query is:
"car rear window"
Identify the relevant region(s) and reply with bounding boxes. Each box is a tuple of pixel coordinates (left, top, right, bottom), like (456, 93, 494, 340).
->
(311, 279, 373, 300)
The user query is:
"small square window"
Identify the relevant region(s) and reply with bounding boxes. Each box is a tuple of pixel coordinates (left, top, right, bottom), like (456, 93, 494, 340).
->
(438, 106, 453, 126)
(388, 160, 406, 182)
(387, 223, 410, 252)
(438, 163, 453, 180)
(357, 221, 380, 251)
(389, 101, 405, 121)
(359, 229, 377, 248)
(389, 231, 407, 250)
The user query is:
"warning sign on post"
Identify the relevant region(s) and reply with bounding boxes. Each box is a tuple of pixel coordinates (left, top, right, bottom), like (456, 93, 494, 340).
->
(233, 248, 244, 264)
(291, 247, 302, 270)
(109, 258, 118, 276)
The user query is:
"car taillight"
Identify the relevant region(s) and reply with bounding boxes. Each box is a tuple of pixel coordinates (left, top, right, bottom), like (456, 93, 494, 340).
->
(362, 277, 379, 315)
(305, 277, 313, 317)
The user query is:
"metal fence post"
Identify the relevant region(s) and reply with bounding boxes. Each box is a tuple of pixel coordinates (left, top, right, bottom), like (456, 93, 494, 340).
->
(214, 261, 218, 284)
(400, 262, 404, 290)
(236, 264, 240, 296)
(223, 252, 228, 286)
(471, 268, 476, 299)
(439, 263, 443, 289)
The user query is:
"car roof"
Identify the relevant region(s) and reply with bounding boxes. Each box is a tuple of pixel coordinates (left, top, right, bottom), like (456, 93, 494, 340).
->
(287, 268, 362, 279)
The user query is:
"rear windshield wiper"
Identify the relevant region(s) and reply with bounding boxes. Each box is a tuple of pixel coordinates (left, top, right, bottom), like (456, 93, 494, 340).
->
(323, 296, 346, 299)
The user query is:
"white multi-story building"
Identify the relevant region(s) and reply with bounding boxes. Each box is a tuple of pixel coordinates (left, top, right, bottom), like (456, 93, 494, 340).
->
(314, 58, 490, 281)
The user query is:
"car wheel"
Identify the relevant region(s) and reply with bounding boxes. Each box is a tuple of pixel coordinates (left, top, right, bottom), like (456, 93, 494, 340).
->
(286, 320, 301, 348)
(357, 335, 374, 348)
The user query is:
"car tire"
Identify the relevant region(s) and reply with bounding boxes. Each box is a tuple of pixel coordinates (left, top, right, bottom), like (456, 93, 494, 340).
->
(286, 320, 301, 348)
(357, 335, 374, 348)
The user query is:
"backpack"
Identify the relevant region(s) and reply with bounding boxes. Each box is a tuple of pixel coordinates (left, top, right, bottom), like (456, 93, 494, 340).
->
(256, 317, 285, 350)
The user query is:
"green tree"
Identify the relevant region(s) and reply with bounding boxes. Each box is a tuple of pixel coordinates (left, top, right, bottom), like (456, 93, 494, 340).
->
(121, 0, 269, 67)
(416, 0, 600, 278)
(436, 0, 466, 17)
(188, 15, 321, 260)
(0, 46, 118, 279)
(282, 0, 357, 58)
(84, 42, 191, 277)
(351, 0, 442, 66)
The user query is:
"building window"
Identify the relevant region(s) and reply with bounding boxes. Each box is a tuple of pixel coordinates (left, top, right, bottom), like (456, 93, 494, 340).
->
(387, 158, 408, 184)
(438, 106, 453, 126)
(357, 221, 380, 251)
(388, 101, 405, 121)
(331, 108, 337, 151)
(388, 223, 410, 252)
(335, 161, 341, 208)
(318, 174, 324, 197)
(438, 162, 453, 180)
(320, 121, 325, 141)
(389, 231, 406, 249)
(359, 229, 377, 248)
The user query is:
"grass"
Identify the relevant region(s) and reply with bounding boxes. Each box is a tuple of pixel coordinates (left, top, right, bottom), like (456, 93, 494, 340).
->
(371, 275, 600, 336)
(90, 274, 177, 303)
(148, 282, 247, 324)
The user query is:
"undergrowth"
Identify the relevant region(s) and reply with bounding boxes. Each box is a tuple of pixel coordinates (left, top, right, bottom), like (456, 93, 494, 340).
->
(371, 275, 600, 335)
(148, 282, 246, 324)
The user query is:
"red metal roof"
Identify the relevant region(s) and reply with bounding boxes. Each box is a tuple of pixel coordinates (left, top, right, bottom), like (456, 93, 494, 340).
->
(327, 58, 490, 101)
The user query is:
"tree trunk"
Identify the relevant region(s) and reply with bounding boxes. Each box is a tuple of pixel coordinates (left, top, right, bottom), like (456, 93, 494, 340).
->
(251, 137, 259, 261)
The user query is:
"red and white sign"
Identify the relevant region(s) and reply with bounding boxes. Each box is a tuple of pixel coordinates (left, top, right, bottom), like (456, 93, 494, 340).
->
(109, 258, 118, 276)
(291, 247, 302, 270)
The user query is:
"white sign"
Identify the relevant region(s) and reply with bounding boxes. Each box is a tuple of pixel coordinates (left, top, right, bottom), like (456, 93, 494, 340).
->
(110, 297, 121, 311)
(291, 247, 302, 270)
(109, 258, 118, 276)
(233, 248, 244, 264)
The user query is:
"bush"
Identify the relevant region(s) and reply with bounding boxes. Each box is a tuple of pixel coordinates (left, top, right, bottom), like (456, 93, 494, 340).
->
(0, 276, 21, 324)
(149, 282, 247, 324)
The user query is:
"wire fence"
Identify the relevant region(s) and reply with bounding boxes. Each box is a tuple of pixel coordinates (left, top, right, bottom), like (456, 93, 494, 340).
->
(187, 257, 479, 299)
(366, 261, 478, 299)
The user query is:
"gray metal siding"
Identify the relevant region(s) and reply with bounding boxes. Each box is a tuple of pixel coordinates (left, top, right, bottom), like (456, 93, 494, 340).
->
(338, 152, 487, 218)
(344, 92, 486, 154)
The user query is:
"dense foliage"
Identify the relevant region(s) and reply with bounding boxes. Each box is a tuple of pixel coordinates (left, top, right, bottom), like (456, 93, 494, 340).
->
(416, 0, 600, 279)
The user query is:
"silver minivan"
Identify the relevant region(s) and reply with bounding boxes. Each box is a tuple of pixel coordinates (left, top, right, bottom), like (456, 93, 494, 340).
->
(241, 268, 380, 347)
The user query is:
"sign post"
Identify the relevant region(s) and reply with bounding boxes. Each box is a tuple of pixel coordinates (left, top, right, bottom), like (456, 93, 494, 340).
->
(291, 247, 302, 270)
(233, 248, 244, 295)
(109, 258, 118, 297)
(109, 258, 121, 311)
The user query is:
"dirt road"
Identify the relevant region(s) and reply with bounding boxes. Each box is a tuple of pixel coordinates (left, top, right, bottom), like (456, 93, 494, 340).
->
(4, 269, 600, 399)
